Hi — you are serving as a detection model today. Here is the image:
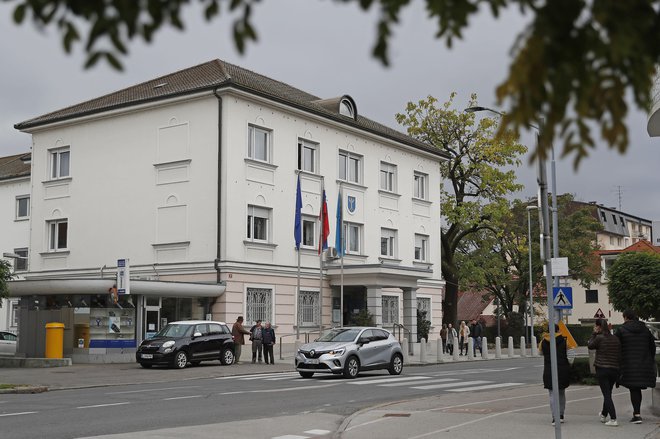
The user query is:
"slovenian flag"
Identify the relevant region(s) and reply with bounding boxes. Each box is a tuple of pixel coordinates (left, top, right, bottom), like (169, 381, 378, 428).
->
(335, 187, 343, 256)
(318, 190, 329, 254)
(294, 174, 302, 250)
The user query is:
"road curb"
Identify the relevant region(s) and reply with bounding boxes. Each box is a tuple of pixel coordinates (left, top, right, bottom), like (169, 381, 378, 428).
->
(0, 385, 48, 394)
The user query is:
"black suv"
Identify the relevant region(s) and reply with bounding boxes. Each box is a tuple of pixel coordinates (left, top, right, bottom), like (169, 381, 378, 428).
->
(136, 320, 235, 369)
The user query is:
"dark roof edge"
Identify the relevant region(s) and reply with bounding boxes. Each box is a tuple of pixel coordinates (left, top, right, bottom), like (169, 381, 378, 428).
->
(572, 200, 652, 223)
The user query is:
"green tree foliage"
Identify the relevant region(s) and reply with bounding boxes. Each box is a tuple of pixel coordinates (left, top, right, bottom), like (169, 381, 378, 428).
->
(396, 93, 526, 326)
(459, 195, 602, 323)
(607, 251, 660, 320)
(0, 259, 12, 302)
(6, 0, 657, 164)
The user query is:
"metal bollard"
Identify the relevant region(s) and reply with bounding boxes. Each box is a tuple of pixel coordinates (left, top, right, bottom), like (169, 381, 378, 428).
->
(520, 337, 527, 357)
(437, 338, 444, 363)
(467, 338, 474, 360)
(452, 341, 460, 361)
(508, 336, 514, 357)
(531, 335, 538, 357)
(420, 338, 427, 363)
(495, 336, 502, 359)
(481, 336, 489, 360)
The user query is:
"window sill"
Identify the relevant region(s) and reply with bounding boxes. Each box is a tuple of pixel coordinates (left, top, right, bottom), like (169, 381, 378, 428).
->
(152, 241, 190, 248)
(341, 253, 368, 260)
(413, 261, 433, 268)
(379, 257, 402, 264)
(336, 179, 367, 191)
(378, 190, 401, 198)
(297, 169, 321, 179)
(245, 158, 277, 170)
(14, 217, 29, 222)
(412, 197, 432, 205)
(244, 240, 278, 249)
(42, 177, 72, 185)
(153, 158, 192, 167)
(40, 250, 70, 257)
(298, 246, 321, 254)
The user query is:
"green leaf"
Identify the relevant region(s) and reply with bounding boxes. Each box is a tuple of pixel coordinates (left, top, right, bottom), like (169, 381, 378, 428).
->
(13, 4, 26, 24)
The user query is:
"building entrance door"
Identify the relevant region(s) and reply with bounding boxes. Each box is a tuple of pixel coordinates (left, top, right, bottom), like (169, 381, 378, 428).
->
(144, 297, 161, 339)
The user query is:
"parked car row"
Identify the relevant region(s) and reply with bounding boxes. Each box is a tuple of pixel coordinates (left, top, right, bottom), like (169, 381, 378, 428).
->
(135, 323, 405, 379)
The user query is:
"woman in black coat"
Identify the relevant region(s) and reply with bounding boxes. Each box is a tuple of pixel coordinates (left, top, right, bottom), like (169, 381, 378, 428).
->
(541, 325, 570, 425)
(615, 309, 657, 424)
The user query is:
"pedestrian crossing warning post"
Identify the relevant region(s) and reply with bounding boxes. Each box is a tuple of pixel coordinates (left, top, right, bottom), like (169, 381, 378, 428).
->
(552, 287, 573, 309)
(593, 308, 605, 319)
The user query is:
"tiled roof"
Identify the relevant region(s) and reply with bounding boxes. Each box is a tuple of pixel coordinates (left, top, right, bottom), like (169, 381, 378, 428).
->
(0, 152, 31, 181)
(457, 290, 491, 322)
(15, 60, 446, 158)
(597, 240, 660, 256)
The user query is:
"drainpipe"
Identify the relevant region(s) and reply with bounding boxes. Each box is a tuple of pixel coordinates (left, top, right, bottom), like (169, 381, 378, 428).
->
(211, 88, 223, 317)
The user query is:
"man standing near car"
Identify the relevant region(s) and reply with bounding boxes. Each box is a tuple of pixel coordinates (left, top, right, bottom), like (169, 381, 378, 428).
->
(232, 316, 250, 364)
(250, 320, 264, 363)
(262, 322, 276, 364)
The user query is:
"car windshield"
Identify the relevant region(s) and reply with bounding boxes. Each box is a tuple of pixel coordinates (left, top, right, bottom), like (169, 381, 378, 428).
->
(317, 329, 361, 342)
(155, 324, 193, 338)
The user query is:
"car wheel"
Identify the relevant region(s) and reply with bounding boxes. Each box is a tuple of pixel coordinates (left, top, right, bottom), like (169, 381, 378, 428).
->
(299, 371, 314, 378)
(221, 348, 235, 365)
(173, 351, 188, 369)
(343, 355, 360, 379)
(139, 363, 152, 369)
(190, 361, 201, 367)
(388, 353, 403, 375)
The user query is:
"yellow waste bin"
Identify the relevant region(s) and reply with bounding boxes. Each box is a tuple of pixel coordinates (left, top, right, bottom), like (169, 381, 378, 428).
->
(45, 322, 65, 359)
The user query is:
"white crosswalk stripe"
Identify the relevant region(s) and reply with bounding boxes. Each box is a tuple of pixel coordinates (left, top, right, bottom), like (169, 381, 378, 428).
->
(411, 380, 490, 390)
(446, 382, 524, 392)
(379, 378, 458, 387)
(348, 376, 432, 385)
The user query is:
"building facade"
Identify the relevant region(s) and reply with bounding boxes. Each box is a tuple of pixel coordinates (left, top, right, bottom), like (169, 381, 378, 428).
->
(9, 60, 446, 361)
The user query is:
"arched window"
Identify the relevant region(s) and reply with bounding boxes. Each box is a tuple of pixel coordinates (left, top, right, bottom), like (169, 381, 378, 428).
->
(340, 99, 354, 118)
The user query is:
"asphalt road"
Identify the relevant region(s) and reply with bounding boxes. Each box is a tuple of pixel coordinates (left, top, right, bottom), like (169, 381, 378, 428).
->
(0, 357, 544, 439)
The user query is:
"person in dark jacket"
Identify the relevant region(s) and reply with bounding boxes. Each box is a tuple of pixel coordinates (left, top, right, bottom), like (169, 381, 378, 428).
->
(615, 309, 657, 424)
(588, 318, 621, 426)
(541, 324, 570, 425)
(471, 319, 483, 356)
(262, 322, 276, 365)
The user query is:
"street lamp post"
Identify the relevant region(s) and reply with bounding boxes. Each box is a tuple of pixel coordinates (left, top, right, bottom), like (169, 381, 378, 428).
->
(464, 106, 562, 437)
(526, 205, 538, 343)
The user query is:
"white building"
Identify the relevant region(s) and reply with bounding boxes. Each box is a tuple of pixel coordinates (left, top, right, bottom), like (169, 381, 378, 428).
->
(0, 153, 31, 333)
(565, 201, 654, 325)
(9, 60, 447, 361)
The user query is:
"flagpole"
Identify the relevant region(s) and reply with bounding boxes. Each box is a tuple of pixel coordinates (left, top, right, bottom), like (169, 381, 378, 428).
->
(294, 171, 302, 342)
(339, 183, 344, 328)
(318, 177, 324, 335)
(297, 241, 301, 341)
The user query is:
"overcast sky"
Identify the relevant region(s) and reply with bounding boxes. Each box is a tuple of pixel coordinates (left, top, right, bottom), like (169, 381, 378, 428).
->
(1, 1, 659, 221)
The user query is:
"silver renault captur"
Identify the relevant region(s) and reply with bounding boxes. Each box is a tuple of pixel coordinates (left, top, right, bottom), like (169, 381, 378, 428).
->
(295, 327, 403, 379)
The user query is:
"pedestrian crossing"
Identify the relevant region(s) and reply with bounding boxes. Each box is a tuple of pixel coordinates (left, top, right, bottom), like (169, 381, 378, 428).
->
(216, 372, 524, 393)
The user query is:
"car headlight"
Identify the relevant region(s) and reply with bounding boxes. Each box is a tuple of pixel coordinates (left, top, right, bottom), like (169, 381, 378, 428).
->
(328, 348, 345, 356)
(162, 340, 175, 349)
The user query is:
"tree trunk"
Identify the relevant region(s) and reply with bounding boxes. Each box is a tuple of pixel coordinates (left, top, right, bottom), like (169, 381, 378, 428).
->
(442, 272, 458, 326)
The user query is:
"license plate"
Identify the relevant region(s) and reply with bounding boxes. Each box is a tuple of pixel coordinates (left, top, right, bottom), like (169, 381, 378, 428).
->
(305, 359, 319, 364)
(141, 353, 153, 359)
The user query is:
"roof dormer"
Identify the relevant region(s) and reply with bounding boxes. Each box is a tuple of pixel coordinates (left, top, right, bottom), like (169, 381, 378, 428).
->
(313, 95, 358, 121)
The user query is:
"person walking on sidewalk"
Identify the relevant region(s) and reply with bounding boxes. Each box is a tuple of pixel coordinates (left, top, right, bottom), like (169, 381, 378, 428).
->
(249, 320, 264, 363)
(458, 321, 470, 355)
(615, 309, 657, 424)
(262, 321, 276, 365)
(541, 324, 570, 426)
(588, 318, 621, 427)
(231, 316, 251, 364)
(440, 324, 448, 354)
(471, 319, 483, 356)
(446, 323, 457, 355)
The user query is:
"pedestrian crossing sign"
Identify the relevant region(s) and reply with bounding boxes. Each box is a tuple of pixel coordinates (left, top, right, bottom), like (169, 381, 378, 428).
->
(552, 287, 573, 309)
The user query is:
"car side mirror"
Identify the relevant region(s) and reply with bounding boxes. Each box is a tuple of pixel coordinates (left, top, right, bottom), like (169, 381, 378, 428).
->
(358, 337, 370, 345)
(193, 332, 202, 338)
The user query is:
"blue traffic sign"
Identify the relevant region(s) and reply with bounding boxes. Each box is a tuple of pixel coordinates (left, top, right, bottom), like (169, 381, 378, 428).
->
(552, 287, 573, 309)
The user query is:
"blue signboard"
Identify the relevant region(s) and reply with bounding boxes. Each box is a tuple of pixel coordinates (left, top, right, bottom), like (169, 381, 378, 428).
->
(552, 287, 573, 309)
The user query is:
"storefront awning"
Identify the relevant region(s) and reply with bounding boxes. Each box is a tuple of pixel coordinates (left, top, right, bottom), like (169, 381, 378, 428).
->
(7, 278, 225, 298)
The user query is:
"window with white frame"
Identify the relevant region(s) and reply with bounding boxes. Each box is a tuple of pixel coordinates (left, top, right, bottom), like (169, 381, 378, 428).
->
(380, 162, 397, 192)
(248, 125, 271, 162)
(343, 222, 362, 254)
(382, 295, 399, 325)
(413, 172, 428, 200)
(298, 139, 318, 173)
(302, 217, 316, 248)
(9, 300, 19, 328)
(298, 290, 320, 327)
(50, 148, 70, 179)
(15, 196, 30, 219)
(47, 219, 68, 251)
(417, 297, 431, 320)
(340, 99, 355, 118)
(380, 228, 397, 258)
(246, 206, 271, 242)
(414, 234, 429, 262)
(246, 287, 273, 324)
(338, 150, 362, 184)
(13, 248, 28, 272)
